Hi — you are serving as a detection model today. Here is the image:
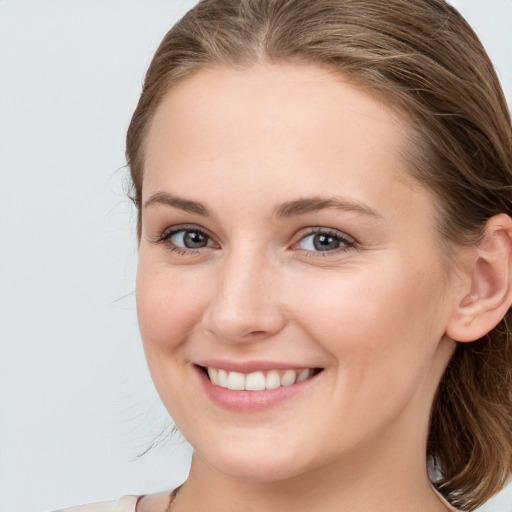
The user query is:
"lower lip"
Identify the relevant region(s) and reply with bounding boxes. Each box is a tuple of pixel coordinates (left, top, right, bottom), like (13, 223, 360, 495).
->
(195, 366, 320, 412)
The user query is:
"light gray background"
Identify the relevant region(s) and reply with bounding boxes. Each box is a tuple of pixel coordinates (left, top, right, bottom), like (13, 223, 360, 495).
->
(0, 1, 511, 511)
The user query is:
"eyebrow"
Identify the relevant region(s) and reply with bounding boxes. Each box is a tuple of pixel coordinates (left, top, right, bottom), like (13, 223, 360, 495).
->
(274, 197, 382, 219)
(143, 191, 212, 217)
(143, 191, 381, 219)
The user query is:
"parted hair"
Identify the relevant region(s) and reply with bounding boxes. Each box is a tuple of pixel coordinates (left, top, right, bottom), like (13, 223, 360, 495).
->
(126, 1, 512, 510)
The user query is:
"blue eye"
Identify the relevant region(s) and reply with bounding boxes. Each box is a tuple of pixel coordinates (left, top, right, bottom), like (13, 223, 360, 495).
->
(298, 230, 354, 252)
(169, 229, 212, 249)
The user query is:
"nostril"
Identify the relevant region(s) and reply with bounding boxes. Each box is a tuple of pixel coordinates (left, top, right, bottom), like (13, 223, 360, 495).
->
(243, 330, 269, 338)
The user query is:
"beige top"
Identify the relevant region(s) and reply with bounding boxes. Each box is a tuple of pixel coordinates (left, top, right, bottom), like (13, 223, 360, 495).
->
(56, 488, 460, 512)
(56, 495, 140, 512)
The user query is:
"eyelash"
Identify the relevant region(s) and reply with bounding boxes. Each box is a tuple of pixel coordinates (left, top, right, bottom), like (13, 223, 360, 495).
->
(294, 227, 356, 256)
(152, 224, 215, 256)
(152, 225, 357, 256)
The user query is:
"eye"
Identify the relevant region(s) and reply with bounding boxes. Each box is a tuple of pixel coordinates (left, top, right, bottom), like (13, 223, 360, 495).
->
(169, 229, 212, 249)
(152, 225, 217, 254)
(297, 229, 355, 253)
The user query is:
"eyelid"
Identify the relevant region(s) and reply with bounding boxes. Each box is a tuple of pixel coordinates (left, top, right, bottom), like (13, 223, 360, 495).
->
(152, 223, 207, 241)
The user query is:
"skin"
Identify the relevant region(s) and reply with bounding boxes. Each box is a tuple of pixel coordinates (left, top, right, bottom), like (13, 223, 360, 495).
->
(135, 63, 467, 512)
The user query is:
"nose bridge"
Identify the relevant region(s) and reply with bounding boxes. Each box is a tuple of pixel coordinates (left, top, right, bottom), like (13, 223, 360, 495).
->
(202, 243, 285, 342)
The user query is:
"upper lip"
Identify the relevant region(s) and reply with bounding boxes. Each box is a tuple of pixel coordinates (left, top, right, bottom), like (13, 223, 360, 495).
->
(194, 359, 318, 374)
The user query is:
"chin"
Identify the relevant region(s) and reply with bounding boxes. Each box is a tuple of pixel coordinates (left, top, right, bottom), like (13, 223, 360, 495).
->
(195, 440, 316, 483)
(214, 458, 308, 483)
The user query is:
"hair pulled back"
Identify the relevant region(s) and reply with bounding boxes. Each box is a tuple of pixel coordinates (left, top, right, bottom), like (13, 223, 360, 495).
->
(126, 1, 512, 509)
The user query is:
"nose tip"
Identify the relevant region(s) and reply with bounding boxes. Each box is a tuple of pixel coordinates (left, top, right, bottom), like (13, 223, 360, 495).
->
(201, 259, 286, 343)
(204, 308, 279, 343)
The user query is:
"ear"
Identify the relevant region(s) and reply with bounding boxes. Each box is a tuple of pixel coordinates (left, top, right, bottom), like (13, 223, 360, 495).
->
(446, 214, 512, 343)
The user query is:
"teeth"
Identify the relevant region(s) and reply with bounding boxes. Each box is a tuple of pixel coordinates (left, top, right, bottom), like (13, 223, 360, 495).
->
(281, 369, 297, 387)
(265, 370, 281, 390)
(227, 371, 245, 390)
(245, 371, 266, 391)
(217, 369, 228, 387)
(206, 367, 315, 390)
(296, 368, 310, 382)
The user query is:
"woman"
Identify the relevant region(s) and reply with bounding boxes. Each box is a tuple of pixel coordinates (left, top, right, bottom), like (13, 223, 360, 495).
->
(61, 0, 512, 510)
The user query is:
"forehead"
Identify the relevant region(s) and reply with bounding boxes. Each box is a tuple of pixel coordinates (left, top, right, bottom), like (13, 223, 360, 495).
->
(143, 63, 420, 211)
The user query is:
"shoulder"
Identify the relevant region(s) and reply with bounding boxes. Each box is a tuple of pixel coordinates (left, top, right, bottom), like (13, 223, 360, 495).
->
(54, 495, 140, 512)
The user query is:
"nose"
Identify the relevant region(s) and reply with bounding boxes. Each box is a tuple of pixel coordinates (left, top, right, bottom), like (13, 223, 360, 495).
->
(201, 249, 287, 343)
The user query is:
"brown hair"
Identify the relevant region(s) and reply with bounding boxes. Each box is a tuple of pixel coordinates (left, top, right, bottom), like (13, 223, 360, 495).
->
(126, 1, 512, 509)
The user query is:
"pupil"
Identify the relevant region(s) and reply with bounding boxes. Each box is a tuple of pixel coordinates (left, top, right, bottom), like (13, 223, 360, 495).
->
(313, 234, 338, 251)
(184, 231, 207, 248)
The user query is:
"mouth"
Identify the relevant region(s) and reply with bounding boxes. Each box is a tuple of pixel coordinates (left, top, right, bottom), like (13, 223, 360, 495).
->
(198, 365, 323, 391)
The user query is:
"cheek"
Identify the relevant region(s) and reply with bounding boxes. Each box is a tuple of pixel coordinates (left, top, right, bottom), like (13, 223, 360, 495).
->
(136, 257, 208, 355)
(135, 257, 210, 419)
(289, 259, 446, 374)
(287, 263, 447, 439)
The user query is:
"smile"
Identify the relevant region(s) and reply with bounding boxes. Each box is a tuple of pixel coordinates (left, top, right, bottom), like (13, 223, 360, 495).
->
(195, 363, 324, 411)
(205, 367, 321, 391)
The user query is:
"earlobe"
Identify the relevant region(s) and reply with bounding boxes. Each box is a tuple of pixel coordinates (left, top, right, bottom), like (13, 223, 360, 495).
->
(446, 214, 512, 343)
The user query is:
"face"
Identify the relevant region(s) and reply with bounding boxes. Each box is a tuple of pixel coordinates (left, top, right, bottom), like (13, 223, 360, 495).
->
(137, 64, 459, 482)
